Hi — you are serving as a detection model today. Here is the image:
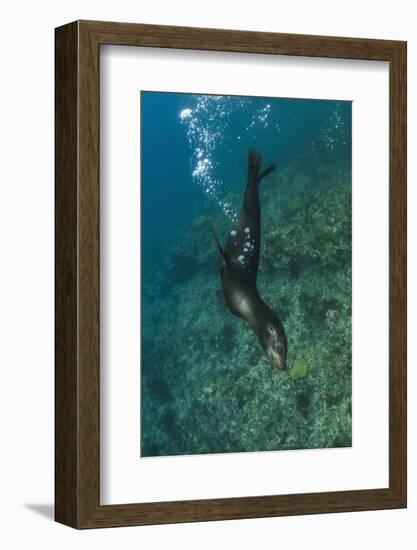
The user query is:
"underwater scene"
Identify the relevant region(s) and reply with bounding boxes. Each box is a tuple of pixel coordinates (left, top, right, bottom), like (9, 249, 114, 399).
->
(141, 91, 352, 457)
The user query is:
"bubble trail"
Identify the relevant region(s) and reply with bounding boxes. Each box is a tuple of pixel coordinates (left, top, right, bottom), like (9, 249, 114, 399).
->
(179, 94, 273, 221)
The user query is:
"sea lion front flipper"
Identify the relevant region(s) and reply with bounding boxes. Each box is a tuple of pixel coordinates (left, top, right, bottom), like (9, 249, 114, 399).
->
(216, 289, 226, 304)
(211, 224, 228, 267)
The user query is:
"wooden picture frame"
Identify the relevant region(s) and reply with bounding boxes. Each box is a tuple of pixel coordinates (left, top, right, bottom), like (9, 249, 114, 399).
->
(55, 20, 407, 529)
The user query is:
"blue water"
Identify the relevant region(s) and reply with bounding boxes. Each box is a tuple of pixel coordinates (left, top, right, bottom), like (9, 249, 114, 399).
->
(141, 91, 352, 457)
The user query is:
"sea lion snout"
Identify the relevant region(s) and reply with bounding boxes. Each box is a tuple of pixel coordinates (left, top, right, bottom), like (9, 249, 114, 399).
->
(260, 320, 287, 370)
(267, 346, 287, 370)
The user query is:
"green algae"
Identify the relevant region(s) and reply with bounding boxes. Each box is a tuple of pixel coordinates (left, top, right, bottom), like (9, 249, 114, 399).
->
(288, 358, 308, 380)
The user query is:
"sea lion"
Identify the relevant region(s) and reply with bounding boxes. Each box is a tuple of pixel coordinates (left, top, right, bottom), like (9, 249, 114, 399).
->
(212, 149, 287, 369)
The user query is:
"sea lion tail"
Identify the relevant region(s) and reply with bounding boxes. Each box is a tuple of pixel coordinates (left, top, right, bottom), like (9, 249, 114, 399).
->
(248, 149, 275, 184)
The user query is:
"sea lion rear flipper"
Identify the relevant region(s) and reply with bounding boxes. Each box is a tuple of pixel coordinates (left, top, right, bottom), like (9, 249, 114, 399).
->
(211, 224, 228, 267)
(259, 164, 275, 180)
(248, 149, 275, 184)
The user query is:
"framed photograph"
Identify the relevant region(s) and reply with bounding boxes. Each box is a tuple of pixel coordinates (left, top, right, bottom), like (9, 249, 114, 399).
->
(55, 20, 406, 528)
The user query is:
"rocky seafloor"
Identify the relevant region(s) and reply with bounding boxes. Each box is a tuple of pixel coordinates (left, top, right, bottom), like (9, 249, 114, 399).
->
(141, 162, 352, 457)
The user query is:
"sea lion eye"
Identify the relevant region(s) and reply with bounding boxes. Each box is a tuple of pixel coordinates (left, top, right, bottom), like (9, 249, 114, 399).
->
(268, 325, 275, 335)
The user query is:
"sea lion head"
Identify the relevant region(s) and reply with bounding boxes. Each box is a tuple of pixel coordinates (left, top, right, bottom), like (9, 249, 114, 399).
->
(257, 312, 287, 370)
